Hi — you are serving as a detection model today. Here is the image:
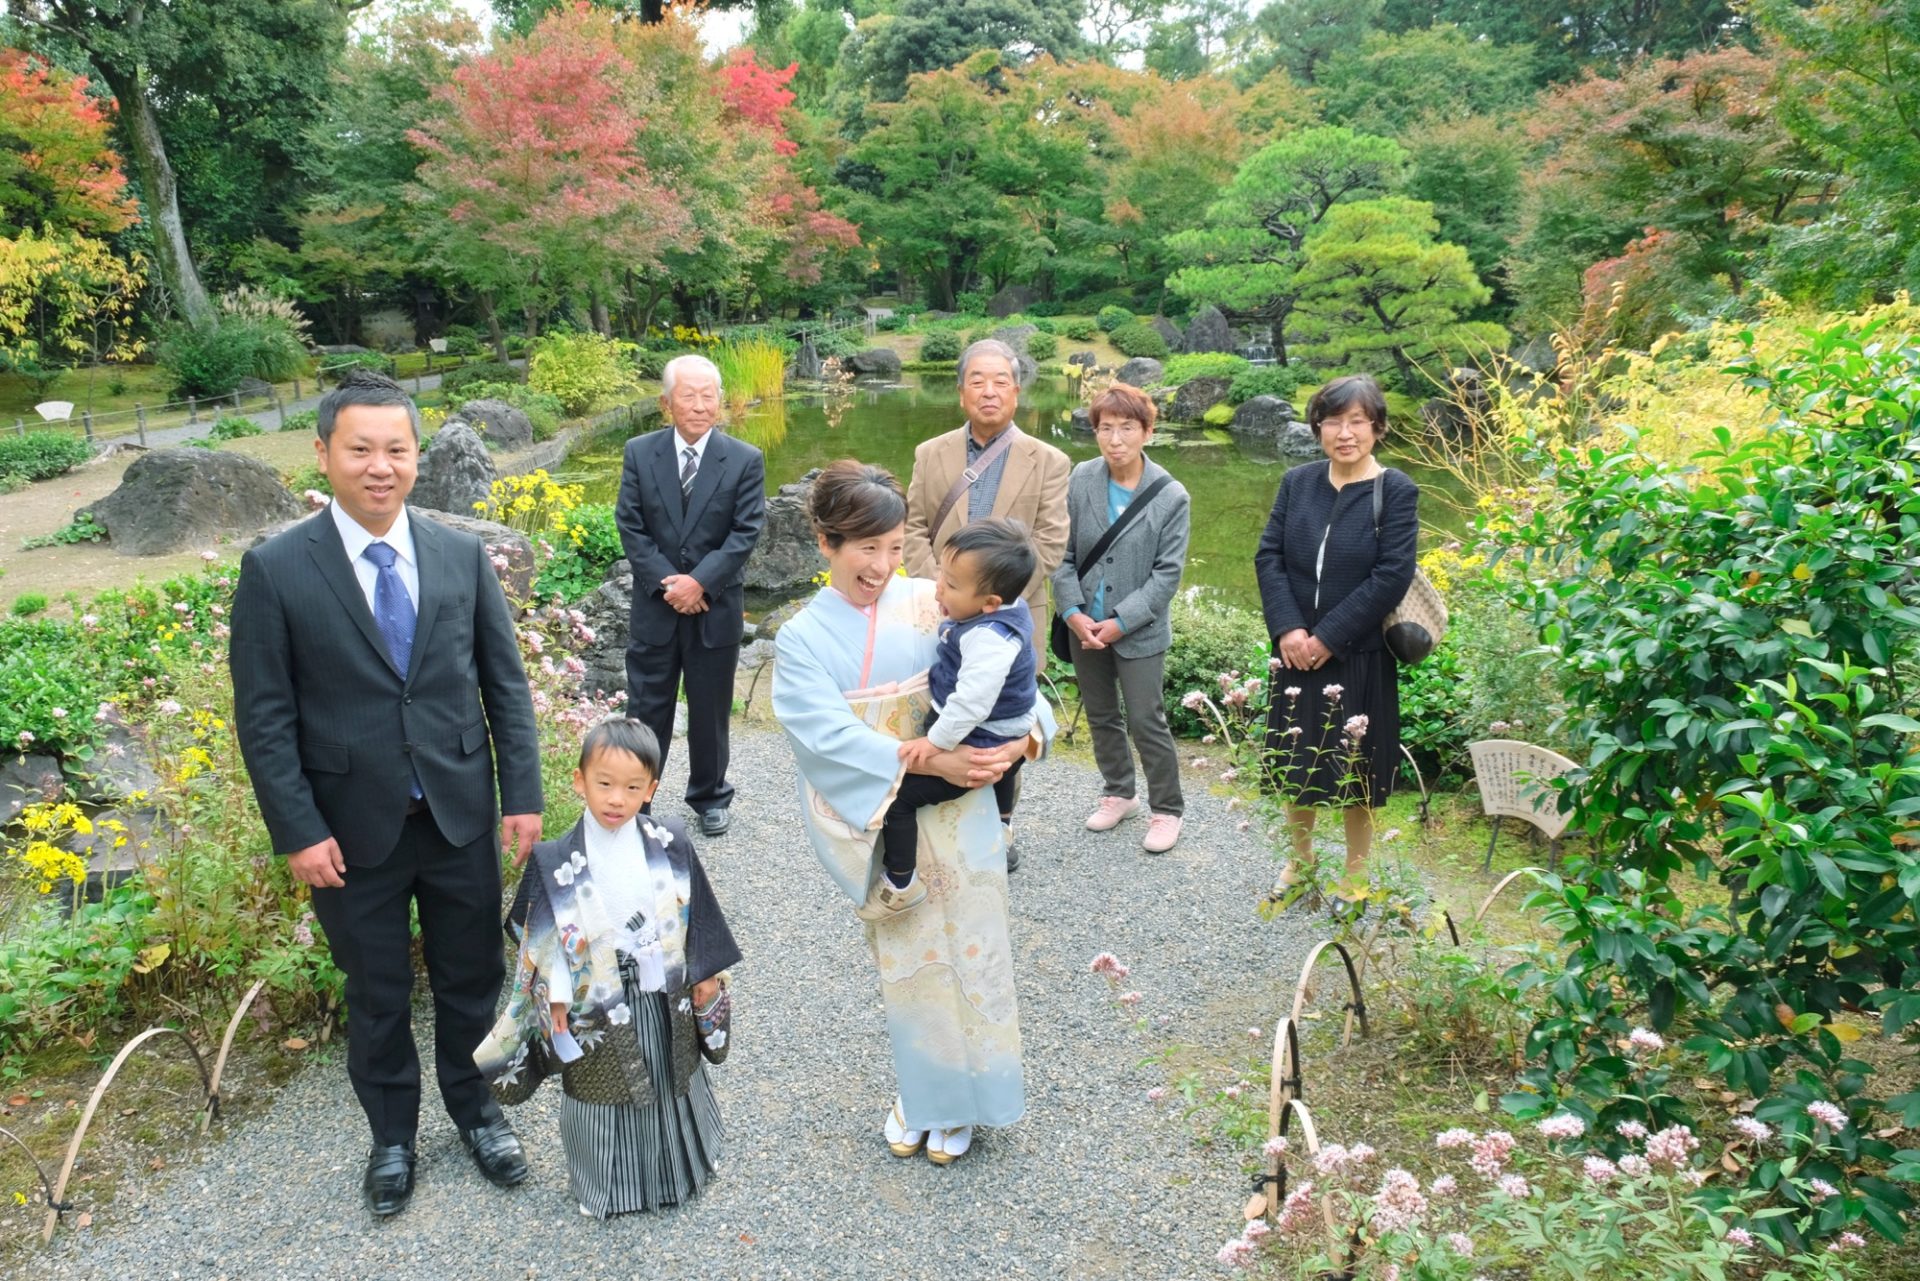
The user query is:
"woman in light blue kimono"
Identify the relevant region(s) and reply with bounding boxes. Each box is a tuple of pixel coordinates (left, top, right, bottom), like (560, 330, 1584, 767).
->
(772, 460, 1045, 1166)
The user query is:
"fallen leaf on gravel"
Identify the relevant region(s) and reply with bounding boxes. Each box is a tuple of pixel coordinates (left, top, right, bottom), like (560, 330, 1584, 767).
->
(148, 1156, 165, 1171)
(739, 1233, 757, 1244)
(118, 1107, 137, 1117)
(7, 1094, 27, 1108)
(282, 1037, 309, 1051)
(75, 1212, 92, 1228)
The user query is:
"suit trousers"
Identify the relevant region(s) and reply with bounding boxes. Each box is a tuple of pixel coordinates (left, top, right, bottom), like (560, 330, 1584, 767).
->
(1070, 640, 1184, 817)
(308, 808, 505, 1147)
(626, 612, 739, 814)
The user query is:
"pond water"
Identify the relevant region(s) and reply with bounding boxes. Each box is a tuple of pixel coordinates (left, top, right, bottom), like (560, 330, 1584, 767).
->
(563, 374, 1466, 613)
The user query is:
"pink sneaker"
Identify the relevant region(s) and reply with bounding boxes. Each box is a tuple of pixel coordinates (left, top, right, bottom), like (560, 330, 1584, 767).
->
(1085, 795, 1145, 832)
(1142, 813, 1183, 855)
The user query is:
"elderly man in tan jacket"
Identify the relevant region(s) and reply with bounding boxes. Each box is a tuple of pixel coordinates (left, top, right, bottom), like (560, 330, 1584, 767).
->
(904, 339, 1071, 665)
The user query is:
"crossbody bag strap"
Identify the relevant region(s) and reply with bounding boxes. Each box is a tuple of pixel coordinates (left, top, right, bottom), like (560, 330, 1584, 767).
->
(1075, 474, 1175, 583)
(929, 425, 1022, 547)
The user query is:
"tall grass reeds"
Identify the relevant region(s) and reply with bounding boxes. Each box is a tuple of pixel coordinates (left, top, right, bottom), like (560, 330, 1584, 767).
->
(711, 337, 787, 408)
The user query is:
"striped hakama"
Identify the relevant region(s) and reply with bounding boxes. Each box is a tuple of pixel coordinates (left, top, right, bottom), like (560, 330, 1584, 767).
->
(561, 983, 724, 1219)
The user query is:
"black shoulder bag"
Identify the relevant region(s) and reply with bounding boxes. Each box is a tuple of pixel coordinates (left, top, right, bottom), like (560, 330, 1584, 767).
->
(1049, 475, 1175, 663)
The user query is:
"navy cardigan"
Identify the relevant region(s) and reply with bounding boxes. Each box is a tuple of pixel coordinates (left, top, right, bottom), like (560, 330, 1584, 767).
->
(1254, 462, 1419, 659)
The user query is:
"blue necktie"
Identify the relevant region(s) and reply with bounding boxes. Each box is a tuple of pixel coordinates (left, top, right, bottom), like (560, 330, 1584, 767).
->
(363, 541, 423, 800)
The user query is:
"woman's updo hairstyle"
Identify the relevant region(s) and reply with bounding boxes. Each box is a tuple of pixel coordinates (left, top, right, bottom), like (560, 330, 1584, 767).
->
(808, 459, 907, 549)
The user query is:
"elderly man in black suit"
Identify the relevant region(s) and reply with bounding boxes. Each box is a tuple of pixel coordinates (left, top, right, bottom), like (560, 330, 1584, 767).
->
(229, 370, 543, 1218)
(616, 353, 767, 836)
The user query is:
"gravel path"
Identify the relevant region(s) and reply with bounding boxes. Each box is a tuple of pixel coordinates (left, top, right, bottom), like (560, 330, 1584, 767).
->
(40, 726, 1325, 1281)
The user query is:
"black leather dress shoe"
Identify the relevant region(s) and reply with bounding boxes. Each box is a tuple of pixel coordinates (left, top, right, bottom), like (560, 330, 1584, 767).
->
(363, 1142, 416, 1218)
(699, 807, 731, 837)
(462, 1117, 529, 1188)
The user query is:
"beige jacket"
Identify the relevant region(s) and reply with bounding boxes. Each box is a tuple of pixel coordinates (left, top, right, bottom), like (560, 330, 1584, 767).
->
(904, 423, 1072, 661)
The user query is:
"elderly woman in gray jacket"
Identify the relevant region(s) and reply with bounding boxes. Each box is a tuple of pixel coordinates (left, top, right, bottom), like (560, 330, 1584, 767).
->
(1053, 383, 1192, 854)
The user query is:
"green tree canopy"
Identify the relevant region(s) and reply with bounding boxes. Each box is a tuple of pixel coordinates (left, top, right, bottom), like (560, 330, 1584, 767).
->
(845, 0, 1087, 103)
(1291, 195, 1505, 389)
(1316, 24, 1538, 134)
(1165, 125, 1405, 362)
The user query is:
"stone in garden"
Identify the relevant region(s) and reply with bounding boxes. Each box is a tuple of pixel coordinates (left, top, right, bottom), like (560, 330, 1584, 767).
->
(574, 562, 632, 698)
(1421, 367, 1493, 442)
(455, 398, 534, 450)
(74, 709, 162, 804)
(1514, 335, 1557, 374)
(1168, 376, 1233, 422)
(1278, 421, 1320, 457)
(1115, 357, 1164, 387)
(849, 348, 903, 378)
(79, 448, 303, 556)
(1184, 305, 1234, 354)
(1069, 406, 1092, 434)
(989, 324, 1038, 354)
(745, 470, 828, 596)
(412, 508, 538, 604)
(1066, 350, 1098, 369)
(793, 336, 823, 380)
(1, 753, 62, 822)
(986, 284, 1039, 317)
(62, 805, 170, 905)
(410, 422, 497, 519)
(1150, 316, 1184, 351)
(754, 597, 807, 641)
(1230, 395, 1295, 434)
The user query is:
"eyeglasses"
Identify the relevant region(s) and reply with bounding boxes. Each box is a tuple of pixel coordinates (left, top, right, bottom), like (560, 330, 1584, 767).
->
(1093, 423, 1145, 439)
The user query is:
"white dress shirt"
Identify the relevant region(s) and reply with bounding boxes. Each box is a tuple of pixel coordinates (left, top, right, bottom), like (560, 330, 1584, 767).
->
(331, 501, 418, 612)
(672, 427, 713, 480)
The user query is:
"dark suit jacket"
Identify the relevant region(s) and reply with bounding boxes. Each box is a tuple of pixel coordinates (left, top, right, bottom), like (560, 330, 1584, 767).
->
(229, 508, 544, 865)
(615, 427, 767, 648)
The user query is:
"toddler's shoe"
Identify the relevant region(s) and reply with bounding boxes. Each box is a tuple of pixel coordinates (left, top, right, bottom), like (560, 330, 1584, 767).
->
(855, 872, 927, 923)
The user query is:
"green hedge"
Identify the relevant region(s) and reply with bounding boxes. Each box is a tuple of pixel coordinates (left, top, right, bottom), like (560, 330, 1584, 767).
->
(920, 330, 962, 362)
(1162, 353, 1250, 384)
(1026, 332, 1058, 361)
(1109, 321, 1169, 360)
(1229, 365, 1311, 404)
(441, 360, 522, 396)
(0, 431, 92, 487)
(1096, 305, 1134, 333)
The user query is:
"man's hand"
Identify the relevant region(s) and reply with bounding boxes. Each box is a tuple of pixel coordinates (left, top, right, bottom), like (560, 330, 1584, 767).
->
(1067, 612, 1103, 650)
(550, 1003, 568, 1035)
(661, 574, 707, 614)
(897, 736, 940, 768)
(1086, 618, 1125, 647)
(287, 836, 347, 888)
(501, 813, 542, 867)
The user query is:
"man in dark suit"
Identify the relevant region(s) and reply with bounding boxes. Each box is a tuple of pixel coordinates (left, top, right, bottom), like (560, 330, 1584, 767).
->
(616, 353, 766, 837)
(229, 370, 543, 1218)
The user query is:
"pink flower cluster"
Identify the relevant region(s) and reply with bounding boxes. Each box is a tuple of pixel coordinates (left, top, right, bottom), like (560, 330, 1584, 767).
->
(1468, 1130, 1516, 1179)
(1312, 1142, 1376, 1177)
(1627, 1027, 1666, 1054)
(1369, 1168, 1428, 1234)
(1274, 1182, 1319, 1237)
(1806, 1100, 1848, 1131)
(1643, 1124, 1699, 1171)
(1731, 1116, 1772, 1144)
(1536, 1113, 1587, 1141)
(1089, 952, 1130, 980)
(1434, 1127, 1476, 1150)
(1583, 1156, 1617, 1183)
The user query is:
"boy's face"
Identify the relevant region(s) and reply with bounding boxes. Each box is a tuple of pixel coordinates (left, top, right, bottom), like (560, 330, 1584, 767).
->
(935, 547, 999, 621)
(572, 748, 659, 830)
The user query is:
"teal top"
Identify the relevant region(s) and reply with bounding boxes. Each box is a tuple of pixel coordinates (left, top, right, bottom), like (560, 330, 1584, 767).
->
(1066, 478, 1135, 631)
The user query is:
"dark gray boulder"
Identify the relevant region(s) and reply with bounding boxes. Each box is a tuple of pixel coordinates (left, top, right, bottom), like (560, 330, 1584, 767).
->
(987, 284, 1039, 317)
(1184, 304, 1234, 354)
(989, 324, 1038, 354)
(1278, 422, 1321, 457)
(79, 448, 302, 556)
(1069, 406, 1092, 434)
(1231, 398, 1319, 457)
(411, 422, 497, 519)
(1, 753, 62, 822)
(1167, 376, 1233, 422)
(414, 508, 538, 603)
(849, 348, 903, 378)
(1230, 395, 1296, 434)
(456, 398, 533, 450)
(575, 562, 633, 698)
(744, 470, 828, 596)
(1150, 316, 1184, 351)
(74, 710, 162, 803)
(1115, 357, 1164, 387)
(1066, 350, 1098, 369)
